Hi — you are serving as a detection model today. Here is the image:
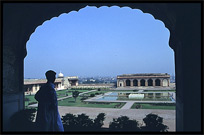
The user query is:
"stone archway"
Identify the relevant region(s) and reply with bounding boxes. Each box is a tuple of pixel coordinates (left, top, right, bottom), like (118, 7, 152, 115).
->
(126, 79, 131, 86)
(133, 79, 138, 86)
(148, 78, 153, 86)
(155, 79, 161, 86)
(140, 79, 145, 86)
(119, 80, 124, 87)
(3, 3, 201, 132)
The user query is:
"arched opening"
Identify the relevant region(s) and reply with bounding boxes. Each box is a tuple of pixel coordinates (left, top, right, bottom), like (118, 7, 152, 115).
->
(140, 79, 145, 86)
(4, 3, 202, 132)
(133, 79, 138, 86)
(155, 79, 161, 86)
(9, 5, 176, 131)
(119, 80, 123, 87)
(126, 79, 131, 86)
(148, 78, 153, 86)
(163, 79, 168, 87)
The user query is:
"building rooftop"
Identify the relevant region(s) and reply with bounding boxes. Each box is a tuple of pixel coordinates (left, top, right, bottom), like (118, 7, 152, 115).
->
(24, 78, 62, 85)
(117, 73, 170, 78)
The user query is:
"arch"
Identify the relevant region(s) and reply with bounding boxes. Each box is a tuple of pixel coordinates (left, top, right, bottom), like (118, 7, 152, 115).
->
(163, 79, 168, 86)
(3, 3, 202, 132)
(126, 79, 131, 86)
(155, 79, 161, 86)
(148, 78, 153, 86)
(133, 79, 138, 86)
(119, 80, 124, 87)
(140, 79, 145, 86)
(22, 4, 173, 60)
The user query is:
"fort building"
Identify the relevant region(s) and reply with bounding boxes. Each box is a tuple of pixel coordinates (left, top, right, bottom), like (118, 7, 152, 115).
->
(24, 72, 78, 95)
(117, 73, 170, 87)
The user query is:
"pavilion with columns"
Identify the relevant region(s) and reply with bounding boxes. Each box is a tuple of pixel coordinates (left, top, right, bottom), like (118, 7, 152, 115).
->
(117, 73, 170, 87)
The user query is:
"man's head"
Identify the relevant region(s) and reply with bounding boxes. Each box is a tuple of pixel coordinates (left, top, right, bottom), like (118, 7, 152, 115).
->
(45, 70, 56, 83)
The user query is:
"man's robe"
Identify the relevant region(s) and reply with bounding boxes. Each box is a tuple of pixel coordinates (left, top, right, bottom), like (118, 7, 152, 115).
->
(35, 82, 64, 131)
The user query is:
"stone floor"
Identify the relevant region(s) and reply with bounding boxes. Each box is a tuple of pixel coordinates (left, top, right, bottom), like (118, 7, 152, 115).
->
(58, 106, 175, 131)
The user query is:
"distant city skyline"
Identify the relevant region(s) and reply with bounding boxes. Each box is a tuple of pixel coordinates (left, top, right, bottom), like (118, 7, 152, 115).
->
(24, 6, 175, 79)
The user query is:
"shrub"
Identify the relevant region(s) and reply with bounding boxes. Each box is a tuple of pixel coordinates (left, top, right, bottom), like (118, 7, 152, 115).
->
(90, 94, 95, 97)
(28, 102, 37, 105)
(80, 97, 88, 100)
(109, 116, 140, 131)
(61, 113, 106, 131)
(141, 113, 168, 132)
(93, 113, 106, 129)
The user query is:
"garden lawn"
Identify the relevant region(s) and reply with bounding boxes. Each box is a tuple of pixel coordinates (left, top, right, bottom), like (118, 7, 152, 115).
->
(117, 97, 172, 101)
(58, 97, 125, 108)
(131, 103, 175, 110)
(143, 90, 176, 92)
(24, 95, 37, 107)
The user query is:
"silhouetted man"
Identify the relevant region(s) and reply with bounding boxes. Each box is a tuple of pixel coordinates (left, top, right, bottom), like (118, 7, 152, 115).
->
(35, 70, 64, 131)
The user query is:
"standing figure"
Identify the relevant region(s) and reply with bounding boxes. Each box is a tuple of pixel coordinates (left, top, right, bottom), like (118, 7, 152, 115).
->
(35, 70, 64, 131)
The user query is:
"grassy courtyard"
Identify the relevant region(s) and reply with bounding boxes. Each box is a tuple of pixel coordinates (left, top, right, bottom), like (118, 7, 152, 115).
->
(25, 89, 91, 107)
(117, 97, 172, 101)
(25, 89, 175, 110)
(131, 103, 175, 110)
(58, 97, 125, 108)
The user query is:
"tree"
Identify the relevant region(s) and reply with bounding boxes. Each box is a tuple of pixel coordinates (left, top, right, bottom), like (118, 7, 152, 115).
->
(109, 116, 140, 131)
(141, 113, 168, 132)
(93, 113, 106, 129)
(72, 91, 79, 102)
(61, 113, 106, 131)
(61, 113, 78, 131)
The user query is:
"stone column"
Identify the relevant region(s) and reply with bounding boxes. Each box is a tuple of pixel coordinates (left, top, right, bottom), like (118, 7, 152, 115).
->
(117, 79, 119, 87)
(145, 79, 148, 87)
(160, 79, 163, 86)
(168, 79, 170, 86)
(153, 79, 156, 86)
(123, 79, 126, 87)
(130, 79, 133, 87)
(138, 79, 141, 86)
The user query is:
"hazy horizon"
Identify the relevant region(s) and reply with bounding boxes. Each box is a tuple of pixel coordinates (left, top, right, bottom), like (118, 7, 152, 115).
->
(24, 6, 175, 79)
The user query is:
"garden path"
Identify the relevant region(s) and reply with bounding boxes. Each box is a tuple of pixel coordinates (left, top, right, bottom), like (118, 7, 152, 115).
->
(121, 101, 135, 109)
(28, 89, 97, 108)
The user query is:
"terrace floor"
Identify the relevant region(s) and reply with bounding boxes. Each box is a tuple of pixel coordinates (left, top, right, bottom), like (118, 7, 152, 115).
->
(58, 106, 176, 131)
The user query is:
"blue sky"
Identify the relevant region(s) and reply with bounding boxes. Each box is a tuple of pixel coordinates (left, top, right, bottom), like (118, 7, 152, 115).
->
(24, 6, 174, 78)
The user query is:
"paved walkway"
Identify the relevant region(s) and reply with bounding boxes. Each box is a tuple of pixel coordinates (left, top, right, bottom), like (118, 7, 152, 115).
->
(58, 106, 175, 131)
(121, 101, 135, 109)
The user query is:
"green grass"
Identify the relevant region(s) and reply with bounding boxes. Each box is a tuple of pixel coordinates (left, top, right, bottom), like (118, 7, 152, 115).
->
(117, 97, 172, 101)
(131, 103, 175, 110)
(56, 89, 90, 98)
(25, 89, 91, 107)
(143, 90, 176, 92)
(24, 95, 37, 106)
(58, 97, 125, 108)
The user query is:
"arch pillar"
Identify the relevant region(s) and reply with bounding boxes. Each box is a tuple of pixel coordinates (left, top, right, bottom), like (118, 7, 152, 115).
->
(123, 79, 126, 87)
(160, 79, 163, 86)
(152, 79, 156, 86)
(137, 79, 141, 86)
(145, 79, 148, 87)
(130, 79, 133, 87)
